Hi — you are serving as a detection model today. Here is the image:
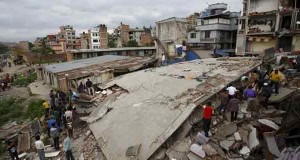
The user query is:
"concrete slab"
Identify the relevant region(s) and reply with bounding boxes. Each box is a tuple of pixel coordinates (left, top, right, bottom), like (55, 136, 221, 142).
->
(166, 148, 188, 160)
(150, 148, 166, 160)
(238, 128, 249, 144)
(234, 132, 242, 141)
(215, 123, 237, 140)
(248, 125, 259, 150)
(28, 81, 51, 99)
(126, 144, 141, 156)
(187, 152, 204, 160)
(264, 132, 281, 158)
(190, 144, 206, 158)
(17, 131, 30, 153)
(88, 58, 261, 160)
(220, 140, 235, 151)
(240, 146, 250, 156)
(258, 119, 279, 131)
(195, 132, 209, 145)
(202, 144, 218, 156)
(269, 88, 296, 103)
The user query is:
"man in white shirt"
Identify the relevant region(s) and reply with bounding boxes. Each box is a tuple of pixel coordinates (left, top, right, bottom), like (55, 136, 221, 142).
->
(65, 106, 73, 120)
(161, 54, 166, 66)
(226, 85, 237, 99)
(35, 135, 45, 160)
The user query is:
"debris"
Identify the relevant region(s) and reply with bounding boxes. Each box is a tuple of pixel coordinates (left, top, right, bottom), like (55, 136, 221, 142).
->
(239, 146, 250, 156)
(238, 128, 249, 144)
(126, 144, 141, 156)
(187, 152, 204, 160)
(220, 140, 235, 151)
(1, 121, 17, 130)
(150, 148, 166, 160)
(45, 151, 61, 158)
(234, 132, 242, 141)
(202, 144, 218, 156)
(190, 144, 206, 158)
(166, 148, 188, 160)
(248, 125, 259, 150)
(264, 132, 281, 158)
(258, 119, 280, 131)
(215, 123, 237, 140)
(171, 138, 191, 153)
(18, 152, 27, 159)
(17, 131, 31, 153)
(195, 132, 209, 145)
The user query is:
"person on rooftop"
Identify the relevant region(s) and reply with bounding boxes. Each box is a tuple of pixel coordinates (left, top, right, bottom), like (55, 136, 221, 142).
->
(226, 84, 237, 99)
(269, 69, 284, 94)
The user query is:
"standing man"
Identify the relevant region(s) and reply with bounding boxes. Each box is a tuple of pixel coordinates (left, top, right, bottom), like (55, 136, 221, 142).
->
(226, 84, 237, 99)
(63, 132, 75, 160)
(49, 90, 55, 108)
(260, 83, 272, 108)
(47, 116, 57, 137)
(219, 89, 228, 113)
(243, 85, 257, 111)
(50, 123, 60, 150)
(161, 53, 166, 66)
(35, 135, 46, 160)
(42, 100, 50, 117)
(202, 102, 214, 137)
(227, 95, 240, 122)
(269, 69, 283, 94)
(85, 79, 93, 95)
(6, 140, 19, 160)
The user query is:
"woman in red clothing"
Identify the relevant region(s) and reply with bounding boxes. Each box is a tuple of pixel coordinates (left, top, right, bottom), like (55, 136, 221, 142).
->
(203, 102, 214, 137)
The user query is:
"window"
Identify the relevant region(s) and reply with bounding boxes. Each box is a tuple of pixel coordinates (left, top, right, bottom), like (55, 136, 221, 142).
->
(93, 39, 99, 43)
(219, 18, 230, 24)
(93, 46, 99, 49)
(204, 31, 211, 38)
(235, 19, 238, 25)
(72, 32, 75, 35)
(67, 32, 71, 35)
(67, 37, 71, 40)
(190, 33, 196, 38)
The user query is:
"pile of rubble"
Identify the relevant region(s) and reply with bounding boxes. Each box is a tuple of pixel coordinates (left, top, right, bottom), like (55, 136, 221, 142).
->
(149, 93, 299, 160)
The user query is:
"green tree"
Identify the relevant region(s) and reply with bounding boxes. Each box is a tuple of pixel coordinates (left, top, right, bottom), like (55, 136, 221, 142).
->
(29, 42, 35, 49)
(0, 43, 9, 55)
(125, 40, 139, 47)
(108, 40, 117, 48)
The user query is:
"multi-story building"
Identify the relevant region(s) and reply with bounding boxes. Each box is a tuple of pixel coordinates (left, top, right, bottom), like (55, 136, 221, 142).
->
(19, 41, 30, 52)
(88, 29, 101, 49)
(80, 32, 89, 49)
(58, 25, 76, 50)
(188, 3, 239, 51)
(187, 12, 200, 27)
(34, 37, 44, 49)
(236, 0, 300, 56)
(129, 28, 146, 45)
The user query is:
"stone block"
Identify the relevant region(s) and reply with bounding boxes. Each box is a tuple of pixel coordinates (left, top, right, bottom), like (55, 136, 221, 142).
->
(220, 140, 235, 151)
(190, 144, 206, 158)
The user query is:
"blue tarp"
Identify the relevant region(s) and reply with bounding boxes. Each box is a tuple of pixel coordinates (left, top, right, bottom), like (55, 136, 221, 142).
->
(215, 49, 230, 57)
(186, 50, 200, 61)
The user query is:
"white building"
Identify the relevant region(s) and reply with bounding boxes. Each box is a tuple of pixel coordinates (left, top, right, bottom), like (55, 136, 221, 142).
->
(88, 29, 101, 49)
(129, 28, 145, 45)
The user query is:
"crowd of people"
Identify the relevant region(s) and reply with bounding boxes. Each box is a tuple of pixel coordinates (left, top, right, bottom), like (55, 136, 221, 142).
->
(36, 89, 77, 160)
(201, 67, 285, 138)
(77, 79, 94, 96)
(0, 73, 16, 92)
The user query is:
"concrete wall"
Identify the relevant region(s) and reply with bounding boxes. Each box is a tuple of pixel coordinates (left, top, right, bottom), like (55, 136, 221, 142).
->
(293, 35, 300, 51)
(249, 0, 278, 13)
(236, 34, 246, 55)
(188, 31, 201, 43)
(157, 21, 187, 44)
(249, 38, 276, 53)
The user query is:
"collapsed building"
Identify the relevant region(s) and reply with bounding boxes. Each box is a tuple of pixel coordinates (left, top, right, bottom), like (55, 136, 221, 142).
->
(82, 57, 264, 159)
(236, 0, 300, 56)
(37, 55, 156, 91)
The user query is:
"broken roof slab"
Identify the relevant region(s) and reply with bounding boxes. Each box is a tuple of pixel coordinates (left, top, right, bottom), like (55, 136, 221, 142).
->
(88, 58, 261, 160)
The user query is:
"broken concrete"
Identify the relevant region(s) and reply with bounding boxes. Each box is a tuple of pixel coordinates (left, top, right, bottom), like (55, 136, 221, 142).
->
(264, 132, 281, 158)
(248, 125, 259, 150)
(234, 132, 242, 141)
(195, 132, 209, 145)
(190, 144, 206, 158)
(240, 146, 250, 156)
(258, 119, 280, 131)
(220, 140, 235, 151)
(238, 128, 249, 144)
(215, 123, 237, 140)
(202, 144, 218, 156)
(166, 148, 188, 160)
(126, 144, 141, 156)
(187, 152, 204, 160)
(150, 148, 166, 160)
(171, 138, 191, 153)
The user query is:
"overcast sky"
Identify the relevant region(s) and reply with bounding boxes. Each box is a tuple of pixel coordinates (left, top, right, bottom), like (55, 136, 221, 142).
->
(0, 0, 242, 42)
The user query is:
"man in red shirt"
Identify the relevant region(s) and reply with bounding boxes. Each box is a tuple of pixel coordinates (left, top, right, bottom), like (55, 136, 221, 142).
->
(203, 102, 214, 137)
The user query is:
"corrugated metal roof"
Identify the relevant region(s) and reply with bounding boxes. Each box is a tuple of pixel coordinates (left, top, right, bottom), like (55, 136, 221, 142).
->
(44, 55, 129, 73)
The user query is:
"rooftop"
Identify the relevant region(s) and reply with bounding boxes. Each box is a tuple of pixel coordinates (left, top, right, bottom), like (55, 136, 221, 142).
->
(68, 46, 156, 53)
(44, 55, 129, 73)
(156, 17, 188, 23)
(87, 57, 261, 160)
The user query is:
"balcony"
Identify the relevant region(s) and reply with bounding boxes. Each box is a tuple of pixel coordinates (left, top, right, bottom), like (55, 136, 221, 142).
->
(200, 38, 234, 43)
(196, 24, 237, 31)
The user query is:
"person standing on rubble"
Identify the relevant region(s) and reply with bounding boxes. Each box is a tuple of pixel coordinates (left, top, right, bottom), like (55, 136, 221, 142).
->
(203, 102, 214, 137)
(49, 90, 55, 108)
(35, 135, 46, 160)
(269, 69, 283, 95)
(78, 82, 84, 93)
(226, 84, 237, 99)
(243, 85, 258, 111)
(86, 79, 93, 95)
(50, 123, 60, 150)
(63, 132, 75, 160)
(42, 100, 50, 117)
(260, 82, 272, 108)
(227, 95, 240, 122)
(6, 140, 19, 160)
(218, 89, 228, 113)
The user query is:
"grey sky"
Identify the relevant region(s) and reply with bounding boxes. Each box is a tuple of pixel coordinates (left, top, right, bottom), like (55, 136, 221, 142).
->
(0, 0, 242, 42)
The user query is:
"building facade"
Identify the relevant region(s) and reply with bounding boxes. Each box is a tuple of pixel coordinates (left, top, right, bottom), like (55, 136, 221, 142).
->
(58, 25, 76, 50)
(236, 0, 300, 56)
(19, 41, 30, 52)
(188, 3, 239, 51)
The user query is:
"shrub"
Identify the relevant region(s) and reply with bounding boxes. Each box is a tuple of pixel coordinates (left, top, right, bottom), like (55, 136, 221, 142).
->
(12, 73, 37, 86)
(25, 99, 44, 120)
